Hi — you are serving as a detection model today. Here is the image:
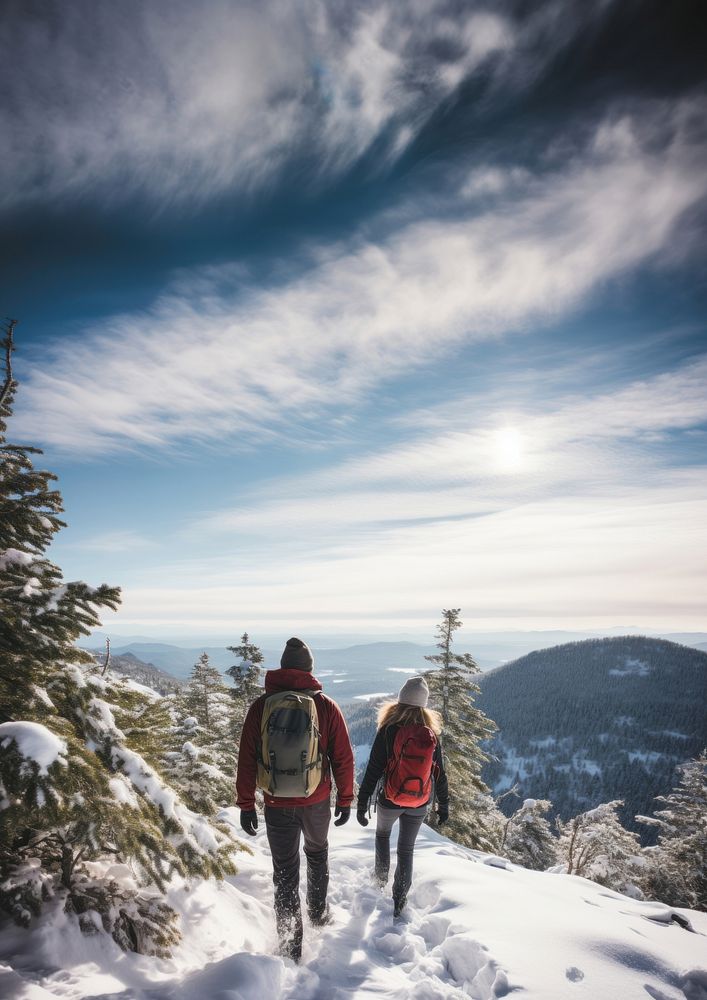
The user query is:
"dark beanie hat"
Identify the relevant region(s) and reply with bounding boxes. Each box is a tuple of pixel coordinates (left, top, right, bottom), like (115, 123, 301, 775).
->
(280, 637, 314, 672)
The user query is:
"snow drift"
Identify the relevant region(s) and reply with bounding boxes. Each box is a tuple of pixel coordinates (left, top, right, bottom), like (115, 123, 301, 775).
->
(2, 815, 706, 999)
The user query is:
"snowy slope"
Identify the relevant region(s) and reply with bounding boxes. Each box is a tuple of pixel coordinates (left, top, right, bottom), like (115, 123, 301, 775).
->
(2, 816, 706, 1000)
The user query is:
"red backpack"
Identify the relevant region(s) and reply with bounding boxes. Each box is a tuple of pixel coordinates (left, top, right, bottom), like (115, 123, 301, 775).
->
(384, 724, 438, 807)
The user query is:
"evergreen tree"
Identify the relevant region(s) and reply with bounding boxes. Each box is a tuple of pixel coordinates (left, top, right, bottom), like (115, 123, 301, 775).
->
(226, 632, 264, 744)
(423, 608, 500, 851)
(501, 798, 559, 871)
(0, 320, 120, 720)
(476, 635, 707, 840)
(162, 712, 232, 817)
(180, 653, 236, 772)
(556, 801, 642, 893)
(112, 680, 175, 773)
(164, 653, 237, 814)
(0, 325, 243, 953)
(637, 751, 707, 911)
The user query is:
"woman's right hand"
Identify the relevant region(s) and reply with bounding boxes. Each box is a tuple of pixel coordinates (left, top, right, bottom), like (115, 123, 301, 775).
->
(357, 805, 369, 826)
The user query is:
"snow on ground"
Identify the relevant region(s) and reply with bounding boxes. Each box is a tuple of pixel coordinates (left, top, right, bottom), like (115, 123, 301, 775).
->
(609, 659, 651, 677)
(2, 817, 706, 1000)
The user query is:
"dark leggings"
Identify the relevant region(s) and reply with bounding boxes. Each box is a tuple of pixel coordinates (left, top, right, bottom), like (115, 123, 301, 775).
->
(375, 801, 426, 905)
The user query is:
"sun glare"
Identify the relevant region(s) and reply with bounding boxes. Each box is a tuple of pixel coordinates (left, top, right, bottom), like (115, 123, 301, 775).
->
(494, 426, 526, 473)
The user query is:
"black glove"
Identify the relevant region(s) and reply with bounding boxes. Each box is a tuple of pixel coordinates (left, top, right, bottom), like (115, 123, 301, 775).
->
(436, 803, 449, 826)
(357, 805, 369, 827)
(333, 805, 350, 827)
(240, 809, 258, 836)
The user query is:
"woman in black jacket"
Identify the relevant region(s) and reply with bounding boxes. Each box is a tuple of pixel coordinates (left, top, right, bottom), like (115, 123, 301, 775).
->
(357, 676, 449, 916)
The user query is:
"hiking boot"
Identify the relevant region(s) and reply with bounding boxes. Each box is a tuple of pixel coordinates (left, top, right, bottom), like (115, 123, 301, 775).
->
(309, 905, 333, 927)
(276, 911, 303, 963)
(373, 867, 389, 889)
(277, 928, 303, 963)
(393, 895, 407, 918)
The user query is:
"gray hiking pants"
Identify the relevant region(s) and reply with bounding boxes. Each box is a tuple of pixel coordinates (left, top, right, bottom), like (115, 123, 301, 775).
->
(264, 799, 331, 951)
(375, 801, 427, 906)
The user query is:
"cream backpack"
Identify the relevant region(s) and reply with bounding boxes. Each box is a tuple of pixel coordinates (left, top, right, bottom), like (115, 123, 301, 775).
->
(256, 690, 323, 797)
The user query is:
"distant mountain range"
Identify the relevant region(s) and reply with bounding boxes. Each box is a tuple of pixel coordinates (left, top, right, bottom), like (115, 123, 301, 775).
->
(84, 641, 441, 697)
(476, 636, 707, 842)
(87, 650, 183, 695)
(85, 631, 707, 690)
(93, 634, 707, 842)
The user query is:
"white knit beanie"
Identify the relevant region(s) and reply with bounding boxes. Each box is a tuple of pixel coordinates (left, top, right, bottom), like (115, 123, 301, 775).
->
(398, 676, 429, 708)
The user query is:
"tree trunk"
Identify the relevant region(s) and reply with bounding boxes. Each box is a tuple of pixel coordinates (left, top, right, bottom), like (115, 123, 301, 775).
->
(61, 843, 74, 889)
(442, 616, 453, 724)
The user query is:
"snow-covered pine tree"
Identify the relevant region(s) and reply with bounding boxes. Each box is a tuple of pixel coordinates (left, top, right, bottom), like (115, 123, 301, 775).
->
(0, 320, 120, 720)
(162, 713, 233, 817)
(0, 324, 243, 953)
(501, 798, 559, 871)
(181, 652, 237, 775)
(423, 608, 502, 852)
(556, 801, 642, 894)
(226, 632, 264, 744)
(637, 750, 707, 911)
(163, 653, 236, 814)
(111, 678, 175, 773)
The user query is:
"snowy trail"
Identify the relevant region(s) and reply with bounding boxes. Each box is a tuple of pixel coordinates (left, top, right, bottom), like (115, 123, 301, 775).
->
(2, 817, 707, 1000)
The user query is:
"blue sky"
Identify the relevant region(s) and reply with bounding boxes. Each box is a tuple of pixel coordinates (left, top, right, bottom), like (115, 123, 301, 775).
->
(2, 0, 706, 637)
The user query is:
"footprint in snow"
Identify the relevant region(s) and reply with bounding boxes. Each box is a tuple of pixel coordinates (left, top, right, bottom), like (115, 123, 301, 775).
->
(441, 936, 510, 998)
(566, 967, 585, 982)
(681, 968, 707, 1000)
(376, 928, 427, 963)
(417, 915, 452, 948)
(410, 881, 441, 909)
(350, 890, 378, 918)
(482, 856, 514, 871)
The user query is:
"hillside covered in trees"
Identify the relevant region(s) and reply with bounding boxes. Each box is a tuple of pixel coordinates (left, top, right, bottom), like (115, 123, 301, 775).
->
(88, 650, 183, 695)
(476, 636, 707, 838)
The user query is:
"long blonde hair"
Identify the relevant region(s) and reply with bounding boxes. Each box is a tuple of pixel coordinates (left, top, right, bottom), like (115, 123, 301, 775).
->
(376, 700, 443, 736)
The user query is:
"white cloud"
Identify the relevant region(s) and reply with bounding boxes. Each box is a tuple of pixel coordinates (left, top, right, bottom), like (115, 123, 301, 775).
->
(14, 103, 707, 454)
(66, 530, 157, 554)
(316, 355, 707, 490)
(0, 1, 514, 211)
(183, 357, 707, 573)
(111, 483, 707, 631)
(97, 359, 707, 632)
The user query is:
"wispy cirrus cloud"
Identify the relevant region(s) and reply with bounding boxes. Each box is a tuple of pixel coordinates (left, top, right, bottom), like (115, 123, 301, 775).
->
(0, 0, 516, 211)
(9, 0, 683, 214)
(14, 102, 707, 455)
(69, 530, 157, 554)
(109, 358, 707, 631)
(197, 354, 707, 540)
(115, 484, 707, 631)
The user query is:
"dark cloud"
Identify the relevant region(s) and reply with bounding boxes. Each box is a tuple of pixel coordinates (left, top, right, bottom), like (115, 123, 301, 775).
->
(1, 0, 705, 339)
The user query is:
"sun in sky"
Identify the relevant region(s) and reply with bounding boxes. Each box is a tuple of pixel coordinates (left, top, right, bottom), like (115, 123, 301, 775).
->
(492, 427, 527, 475)
(2, 1, 706, 636)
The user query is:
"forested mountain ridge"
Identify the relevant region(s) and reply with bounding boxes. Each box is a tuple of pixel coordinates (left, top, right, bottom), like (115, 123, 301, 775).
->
(87, 650, 183, 694)
(476, 636, 707, 838)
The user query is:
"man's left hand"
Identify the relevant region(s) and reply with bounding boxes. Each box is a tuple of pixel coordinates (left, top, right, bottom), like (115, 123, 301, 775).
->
(240, 809, 258, 836)
(333, 805, 350, 826)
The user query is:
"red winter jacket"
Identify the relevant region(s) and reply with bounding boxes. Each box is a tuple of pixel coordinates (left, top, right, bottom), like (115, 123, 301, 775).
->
(235, 668, 355, 811)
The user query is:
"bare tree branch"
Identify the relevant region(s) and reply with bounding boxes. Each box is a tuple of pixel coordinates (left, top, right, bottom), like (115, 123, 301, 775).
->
(101, 637, 111, 677)
(0, 318, 18, 415)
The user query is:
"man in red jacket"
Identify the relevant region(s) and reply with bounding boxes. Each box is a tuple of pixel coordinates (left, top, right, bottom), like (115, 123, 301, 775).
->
(236, 637, 354, 961)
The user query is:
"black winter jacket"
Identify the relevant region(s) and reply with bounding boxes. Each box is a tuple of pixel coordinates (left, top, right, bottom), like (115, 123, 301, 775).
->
(358, 723, 449, 811)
